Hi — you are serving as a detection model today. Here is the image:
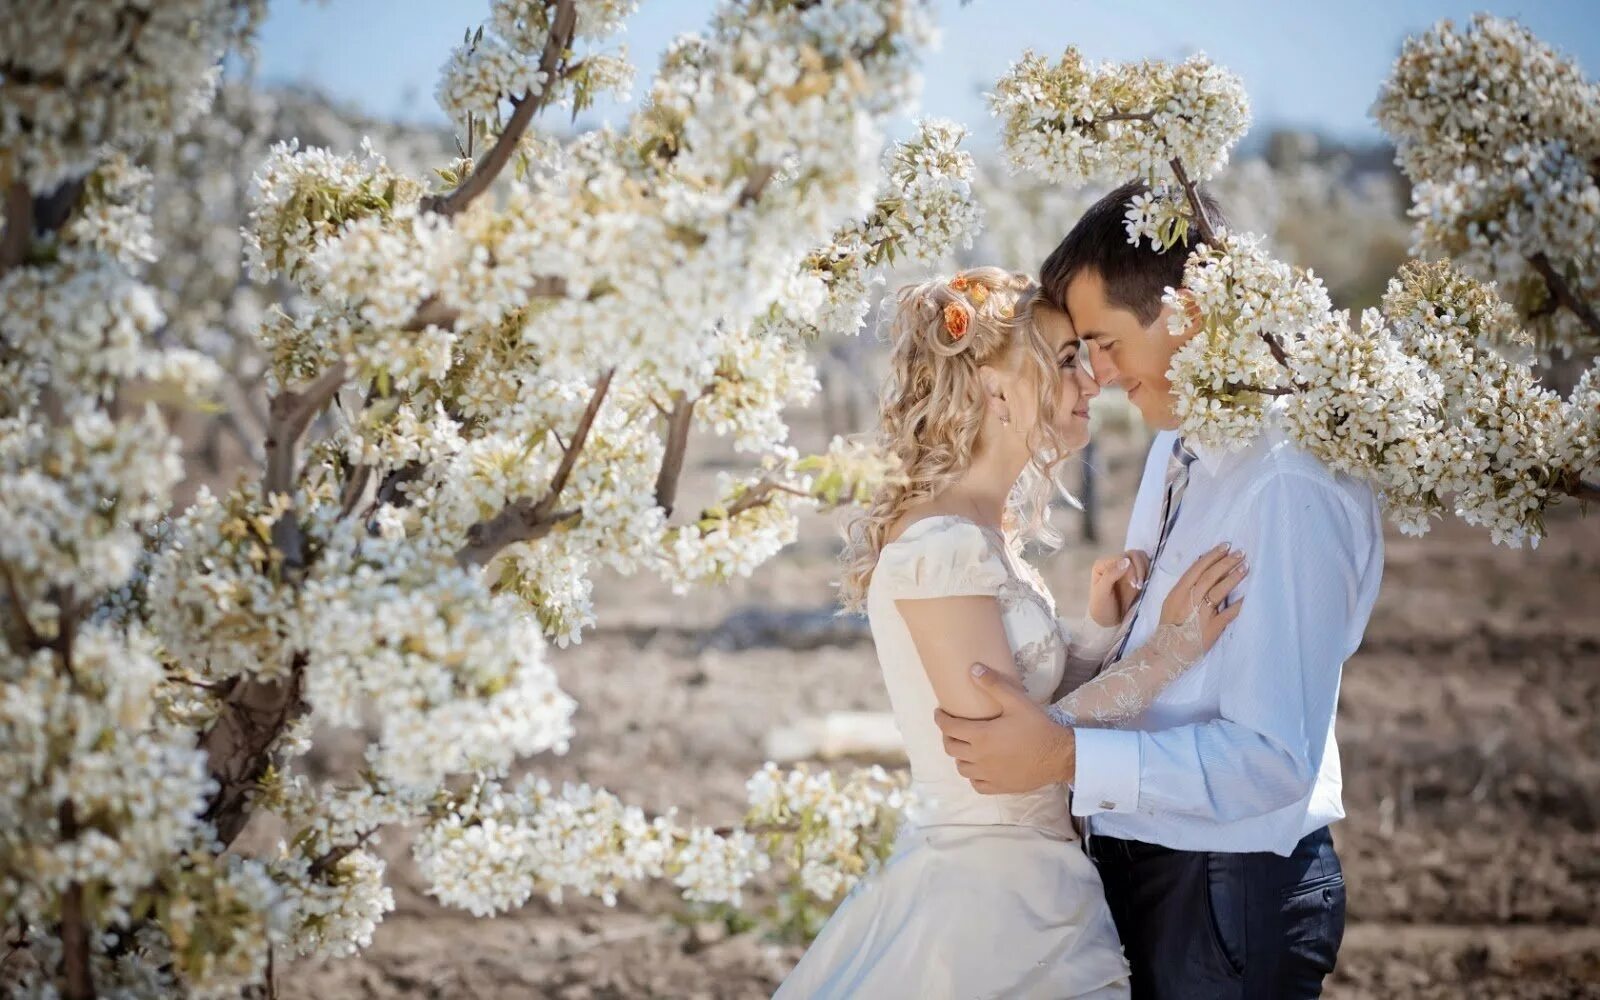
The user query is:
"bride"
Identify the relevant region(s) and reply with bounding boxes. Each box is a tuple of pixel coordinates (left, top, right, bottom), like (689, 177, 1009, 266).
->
(776, 268, 1247, 998)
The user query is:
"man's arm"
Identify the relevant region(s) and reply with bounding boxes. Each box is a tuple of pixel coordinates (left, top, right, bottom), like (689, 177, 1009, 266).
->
(1071, 472, 1374, 822)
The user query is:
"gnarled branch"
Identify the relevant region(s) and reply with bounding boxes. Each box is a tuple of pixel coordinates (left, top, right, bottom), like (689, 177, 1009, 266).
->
(199, 657, 307, 848)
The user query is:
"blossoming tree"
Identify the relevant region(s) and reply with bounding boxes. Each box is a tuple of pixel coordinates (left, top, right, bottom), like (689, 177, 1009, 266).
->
(0, 1, 980, 995)
(991, 20, 1599, 548)
(7, 3, 1600, 996)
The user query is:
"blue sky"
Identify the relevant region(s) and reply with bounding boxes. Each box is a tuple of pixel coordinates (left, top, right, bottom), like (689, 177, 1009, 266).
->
(251, 0, 1600, 146)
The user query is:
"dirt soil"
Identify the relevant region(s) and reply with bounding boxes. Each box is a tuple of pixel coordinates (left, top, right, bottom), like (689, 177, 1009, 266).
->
(279, 419, 1600, 1000)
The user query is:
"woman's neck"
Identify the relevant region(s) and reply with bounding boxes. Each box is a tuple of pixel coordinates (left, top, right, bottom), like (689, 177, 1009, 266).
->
(942, 447, 1025, 529)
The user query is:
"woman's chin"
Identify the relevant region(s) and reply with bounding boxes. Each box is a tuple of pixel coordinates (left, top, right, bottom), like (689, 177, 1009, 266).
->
(1058, 421, 1092, 452)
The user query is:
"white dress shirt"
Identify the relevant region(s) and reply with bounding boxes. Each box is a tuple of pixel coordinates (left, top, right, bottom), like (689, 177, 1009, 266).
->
(1070, 415, 1384, 856)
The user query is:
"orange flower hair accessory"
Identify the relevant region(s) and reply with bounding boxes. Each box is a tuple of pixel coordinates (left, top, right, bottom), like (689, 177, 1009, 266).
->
(949, 274, 971, 292)
(943, 302, 969, 339)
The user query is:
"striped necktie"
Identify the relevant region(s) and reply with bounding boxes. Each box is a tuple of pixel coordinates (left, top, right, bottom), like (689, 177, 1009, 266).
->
(1104, 436, 1199, 666)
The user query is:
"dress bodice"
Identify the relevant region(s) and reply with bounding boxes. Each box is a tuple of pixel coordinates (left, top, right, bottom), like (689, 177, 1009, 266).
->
(867, 516, 1076, 835)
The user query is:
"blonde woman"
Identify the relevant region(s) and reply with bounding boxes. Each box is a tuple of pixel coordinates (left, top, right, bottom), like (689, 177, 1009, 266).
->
(776, 268, 1247, 999)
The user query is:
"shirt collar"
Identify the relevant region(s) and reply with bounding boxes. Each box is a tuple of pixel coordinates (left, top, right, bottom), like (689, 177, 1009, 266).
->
(1180, 397, 1290, 477)
(1186, 437, 1227, 476)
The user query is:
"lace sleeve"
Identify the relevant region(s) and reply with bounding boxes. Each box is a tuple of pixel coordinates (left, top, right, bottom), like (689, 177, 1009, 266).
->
(1050, 616, 1121, 702)
(1046, 612, 1206, 729)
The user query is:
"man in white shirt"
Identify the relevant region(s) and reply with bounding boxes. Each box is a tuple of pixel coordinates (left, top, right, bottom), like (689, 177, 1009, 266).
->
(935, 180, 1384, 998)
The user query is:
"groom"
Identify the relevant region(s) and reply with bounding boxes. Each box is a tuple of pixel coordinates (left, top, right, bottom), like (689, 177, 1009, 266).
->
(935, 181, 1384, 998)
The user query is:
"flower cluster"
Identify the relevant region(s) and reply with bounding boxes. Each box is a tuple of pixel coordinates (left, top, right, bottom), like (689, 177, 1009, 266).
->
(757, 117, 982, 345)
(0, 1, 264, 193)
(1281, 307, 1445, 535)
(659, 437, 899, 593)
(1380, 261, 1580, 545)
(414, 764, 907, 920)
(416, 776, 764, 913)
(994, 35, 1598, 546)
(990, 48, 1249, 248)
(270, 848, 396, 960)
(0, 408, 185, 597)
(437, 0, 636, 127)
(1374, 15, 1600, 354)
(244, 138, 425, 291)
(1163, 231, 1327, 452)
(743, 762, 909, 904)
(0, 625, 218, 929)
(145, 490, 579, 790)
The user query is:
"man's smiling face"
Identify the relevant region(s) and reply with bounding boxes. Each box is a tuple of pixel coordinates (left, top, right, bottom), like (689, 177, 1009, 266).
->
(1066, 268, 1189, 431)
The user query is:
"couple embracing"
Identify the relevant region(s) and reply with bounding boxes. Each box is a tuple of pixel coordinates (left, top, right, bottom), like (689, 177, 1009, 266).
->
(778, 182, 1383, 1000)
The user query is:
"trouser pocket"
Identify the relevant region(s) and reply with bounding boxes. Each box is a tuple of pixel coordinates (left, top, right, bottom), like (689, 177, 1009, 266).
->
(1202, 852, 1247, 981)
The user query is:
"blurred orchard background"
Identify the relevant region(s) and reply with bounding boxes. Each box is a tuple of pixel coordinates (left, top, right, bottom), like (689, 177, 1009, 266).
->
(7, 1, 1600, 997)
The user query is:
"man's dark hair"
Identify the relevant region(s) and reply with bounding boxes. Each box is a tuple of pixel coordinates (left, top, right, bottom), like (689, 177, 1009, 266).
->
(1039, 180, 1228, 325)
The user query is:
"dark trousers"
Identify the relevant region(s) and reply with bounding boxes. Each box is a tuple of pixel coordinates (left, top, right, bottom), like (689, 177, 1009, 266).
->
(1087, 826, 1346, 1000)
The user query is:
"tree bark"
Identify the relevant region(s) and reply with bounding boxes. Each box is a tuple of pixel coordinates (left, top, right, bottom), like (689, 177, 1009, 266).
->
(199, 663, 306, 848)
(57, 803, 93, 1000)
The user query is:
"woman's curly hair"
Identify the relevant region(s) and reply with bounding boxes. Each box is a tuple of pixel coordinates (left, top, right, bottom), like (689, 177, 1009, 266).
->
(839, 266, 1073, 612)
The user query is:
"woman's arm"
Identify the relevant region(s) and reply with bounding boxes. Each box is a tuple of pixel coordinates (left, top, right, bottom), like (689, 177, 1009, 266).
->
(897, 595, 1023, 721)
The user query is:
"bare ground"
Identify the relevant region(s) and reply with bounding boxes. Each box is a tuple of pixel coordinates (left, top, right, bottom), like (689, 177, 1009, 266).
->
(279, 424, 1600, 999)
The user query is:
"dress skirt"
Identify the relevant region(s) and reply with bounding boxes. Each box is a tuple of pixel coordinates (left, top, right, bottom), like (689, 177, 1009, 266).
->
(775, 823, 1131, 999)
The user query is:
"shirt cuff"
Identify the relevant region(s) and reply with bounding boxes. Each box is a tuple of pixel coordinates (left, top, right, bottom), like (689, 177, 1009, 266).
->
(1070, 727, 1142, 816)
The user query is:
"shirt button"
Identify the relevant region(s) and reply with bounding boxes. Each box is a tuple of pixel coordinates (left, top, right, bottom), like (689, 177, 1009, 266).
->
(1099, 800, 1117, 810)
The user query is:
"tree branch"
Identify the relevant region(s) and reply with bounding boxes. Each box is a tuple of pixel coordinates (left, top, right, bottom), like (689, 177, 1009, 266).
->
(1089, 111, 1155, 124)
(737, 165, 777, 208)
(1528, 252, 1600, 345)
(1222, 381, 1299, 397)
(723, 479, 780, 520)
(49, 587, 90, 997)
(653, 394, 698, 516)
(1168, 156, 1216, 246)
(0, 183, 35, 275)
(423, 0, 579, 218)
(337, 463, 373, 520)
(307, 829, 377, 881)
(199, 657, 308, 849)
(0, 560, 43, 651)
(538, 369, 613, 511)
(1560, 477, 1600, 504)
(262, 361, 349, 571)
(455, 368, 614, 567)
(57, 802, 92, 1000)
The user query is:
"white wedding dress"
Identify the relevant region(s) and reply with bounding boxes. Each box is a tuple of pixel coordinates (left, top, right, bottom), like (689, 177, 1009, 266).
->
(777, 516, 1205, 999)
